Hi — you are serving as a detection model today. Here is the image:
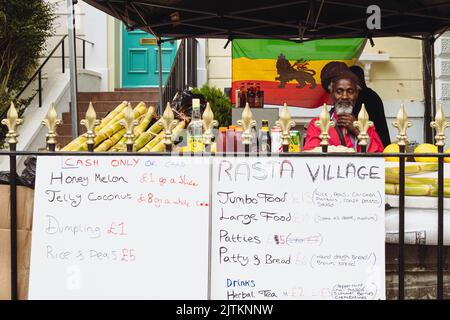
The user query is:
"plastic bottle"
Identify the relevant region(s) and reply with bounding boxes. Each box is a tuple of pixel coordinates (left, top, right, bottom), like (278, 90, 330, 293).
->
(235, 127, 245, 153)
(217, 127, 227, 153)
(227, 125, 237, 153)
(251, 126, 259, 153)
(259, 120, 271, 153)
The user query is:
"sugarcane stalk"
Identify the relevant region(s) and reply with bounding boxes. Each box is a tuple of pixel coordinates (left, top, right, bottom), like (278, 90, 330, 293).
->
(138, 130, 165, 153)
(61, 136, 88, 151)
(386, 183, 450, 197)
(149, 121, 186, 152)
(96, 101, 128, 133)
(94, 128, 126, 152)
(385, 183, 397, 195)
(135, 106, 155, 134)
(385, 173, 450, 185)
(430, 185, 450, 197)
(133, 121, 164, 152)
(386, 163, 439, 176)
(385, 183, 433, 196)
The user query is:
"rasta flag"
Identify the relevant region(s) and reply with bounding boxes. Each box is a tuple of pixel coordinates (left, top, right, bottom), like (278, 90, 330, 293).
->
(231, 38, 365, 108)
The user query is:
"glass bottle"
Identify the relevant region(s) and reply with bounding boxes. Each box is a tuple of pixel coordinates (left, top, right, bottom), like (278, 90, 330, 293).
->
(247, 82, 255, 107)
(255, 83, 261, 108)
(187, 98, 203, 153)
(239, 83, 246, 108)
(251, 126, 259, 153)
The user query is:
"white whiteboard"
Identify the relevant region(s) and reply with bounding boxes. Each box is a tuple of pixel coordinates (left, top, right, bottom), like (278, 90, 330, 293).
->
(29, 156, 210, 299)
(211, 157, 386, 300)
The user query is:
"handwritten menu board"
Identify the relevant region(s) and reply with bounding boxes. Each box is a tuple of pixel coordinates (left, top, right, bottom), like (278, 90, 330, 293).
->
(211, 157, 385, 300)
(29, 156, 210, 299)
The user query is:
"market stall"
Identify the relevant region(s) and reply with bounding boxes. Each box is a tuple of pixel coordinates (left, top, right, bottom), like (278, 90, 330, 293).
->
(2, 0, 450, 300)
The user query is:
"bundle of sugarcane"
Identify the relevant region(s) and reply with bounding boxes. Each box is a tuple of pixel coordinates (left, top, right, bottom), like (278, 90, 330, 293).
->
(108, 106, 157, 152)
(139, 121, 186, 152)
(92, 102, 147, 147)
(65, 102, 148, 152)
(385, 183, 450, 197)
(61, 101, 128, 151)
(384, 163, 450, 197)
(61, 101, 190, 152)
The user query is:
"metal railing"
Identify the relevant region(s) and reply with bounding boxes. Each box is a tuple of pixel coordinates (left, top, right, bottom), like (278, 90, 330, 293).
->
(162, 39, 186, 108)
(14, 35, 94, 108)
(1, 102, 449, 300)
(0, 149, 449, 300)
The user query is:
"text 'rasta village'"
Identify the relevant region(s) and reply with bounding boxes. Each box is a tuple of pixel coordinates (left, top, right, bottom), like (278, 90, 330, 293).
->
(217, 159, 381, 182)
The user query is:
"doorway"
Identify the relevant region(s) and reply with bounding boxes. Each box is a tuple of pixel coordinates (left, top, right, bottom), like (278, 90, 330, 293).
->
(121, 25, 176, 88)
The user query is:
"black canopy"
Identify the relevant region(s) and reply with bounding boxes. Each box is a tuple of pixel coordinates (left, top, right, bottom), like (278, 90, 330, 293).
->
(84, 0, 450, 41)
(82, 0, 450, 142)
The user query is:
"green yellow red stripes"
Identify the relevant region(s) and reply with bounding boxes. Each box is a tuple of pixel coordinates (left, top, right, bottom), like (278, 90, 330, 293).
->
(231, 38, 365, 108)
(232, 38, 366, 60)
(233, 57, 353, 83)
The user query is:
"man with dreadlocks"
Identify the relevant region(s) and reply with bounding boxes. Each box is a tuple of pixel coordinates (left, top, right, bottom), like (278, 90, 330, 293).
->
(303, 61, 384, 152)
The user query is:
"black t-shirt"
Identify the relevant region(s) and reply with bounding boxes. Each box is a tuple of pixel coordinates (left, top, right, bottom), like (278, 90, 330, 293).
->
(352, 87, 391, 147)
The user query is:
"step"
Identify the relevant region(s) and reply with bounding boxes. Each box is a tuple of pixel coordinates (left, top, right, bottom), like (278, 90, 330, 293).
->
(57, 124, 74, 136)
(77, 101, 158, 112)
(77, 91, 159, 102)
(62, 112, 71, 124)
(115, 87, 159, 92)
(62, 111, 109, 124)
(56, 135, 74, 148)
(57, 125, 87, 136)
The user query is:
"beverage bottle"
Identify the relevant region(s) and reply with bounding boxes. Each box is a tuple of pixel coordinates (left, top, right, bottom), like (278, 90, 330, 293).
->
(259, 120, 271, 153)
(289, 130, 301, 152)
(217, 127, 227, 153)
(255, 83, 261, 108)
(271, 126, 282, 153)
(247, 82, 255, 107)
(251, 126, 259, 153)
(234, 127, 245, 153)
(187, 98, 203, 153)
(239, 83, 246, 108)
(227, 125, 237, 153)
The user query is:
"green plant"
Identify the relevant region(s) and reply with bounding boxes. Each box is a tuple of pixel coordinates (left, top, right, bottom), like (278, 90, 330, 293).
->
(0, 0, 55, 146)
(192, 84, 232, 127)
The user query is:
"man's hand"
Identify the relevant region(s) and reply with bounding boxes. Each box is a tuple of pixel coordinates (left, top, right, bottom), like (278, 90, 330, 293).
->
(336, 114, 360, 136)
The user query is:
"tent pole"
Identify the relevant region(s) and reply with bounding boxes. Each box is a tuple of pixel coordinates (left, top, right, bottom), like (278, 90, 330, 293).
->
(431, 36, 437, 131)
(422, 37, 434, 143)
(158, 38, 163, 115)
(67, 0, 78, 138)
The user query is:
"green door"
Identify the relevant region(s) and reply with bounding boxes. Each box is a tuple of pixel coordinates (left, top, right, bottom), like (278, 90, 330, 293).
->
(122, 25, 176, 88)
